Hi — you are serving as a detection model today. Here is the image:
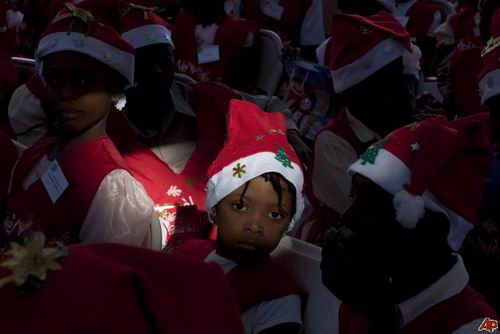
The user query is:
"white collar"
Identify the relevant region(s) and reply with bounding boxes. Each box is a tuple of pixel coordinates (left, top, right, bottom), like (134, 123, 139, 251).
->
(396, 255, 469, 327)
(346, 109, 381, 143)
(204, 250, 238, 274)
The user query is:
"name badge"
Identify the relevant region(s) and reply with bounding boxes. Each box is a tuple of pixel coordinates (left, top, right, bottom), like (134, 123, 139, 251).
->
(41, 160, 69, 204)
(198, 45, 221, 64)
(263, 4, 284, 20)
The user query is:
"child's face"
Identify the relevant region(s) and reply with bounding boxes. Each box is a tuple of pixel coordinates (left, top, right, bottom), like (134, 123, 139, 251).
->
(215, 176, 293, 263)
(42, 51, 122, 137)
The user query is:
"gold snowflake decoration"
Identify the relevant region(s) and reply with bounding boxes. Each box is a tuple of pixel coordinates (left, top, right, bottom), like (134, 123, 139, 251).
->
(232, 163, 247, 178)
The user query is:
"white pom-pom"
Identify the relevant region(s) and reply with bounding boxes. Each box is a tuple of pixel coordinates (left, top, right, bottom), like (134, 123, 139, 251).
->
(393, 189, 425, 229)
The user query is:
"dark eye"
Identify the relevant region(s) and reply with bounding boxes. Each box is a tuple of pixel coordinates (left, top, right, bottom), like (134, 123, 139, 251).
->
(269, 211, 284, 220)
(78, 75, 94, 87)
(232, 202, 247, 212)
(45, 73, 63, 89)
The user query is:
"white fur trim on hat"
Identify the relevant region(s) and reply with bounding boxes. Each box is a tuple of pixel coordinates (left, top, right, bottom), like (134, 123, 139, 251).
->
(36, 31, 135, 85)
(122, 24, 174, 49)
(479, 68, 500, 105)
(393, 189, 425, 228)
(206, 152, 304, 230)
(349, 148, 473, 250)
(331, 38, 405, 93)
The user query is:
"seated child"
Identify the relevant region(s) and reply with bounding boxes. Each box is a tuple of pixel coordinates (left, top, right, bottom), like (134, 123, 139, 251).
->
(172, 0, 261, 90)
(1, 3, 158, 250)
(175, 99, 306, 334)
(321, 114, 498, 333)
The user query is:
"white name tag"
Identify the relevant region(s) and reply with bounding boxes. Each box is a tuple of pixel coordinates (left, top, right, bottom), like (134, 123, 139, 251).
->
(197, 45, 221, 64)
(263, 4, 284, 20)
(41, 160, 69, 204)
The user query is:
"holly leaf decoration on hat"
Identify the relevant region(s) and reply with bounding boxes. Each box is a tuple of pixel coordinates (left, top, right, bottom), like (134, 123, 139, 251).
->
(360, 139, 388, 165)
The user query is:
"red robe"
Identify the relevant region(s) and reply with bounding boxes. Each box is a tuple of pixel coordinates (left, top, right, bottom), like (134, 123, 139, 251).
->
(174, 239, 305, 312)
(107, 82, 237, 249)
(449, 7, 483, 50)
(449, 47, 484, 117)
(404, 0, 440, 46)
(2, 136, 127, 249)
(172, 10, 260, 83)
(241, 0, 312, 45)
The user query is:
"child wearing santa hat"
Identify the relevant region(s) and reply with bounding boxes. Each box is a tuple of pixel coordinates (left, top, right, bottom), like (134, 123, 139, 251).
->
(322, 114, 498, 333)
(235, 0, 325, 56)
(172, 0, 261, 90)
(175, 99, 305, 334)
(392, 0, 441, 75)
(110, 1, 308, 251)
(1, 2, 159, 251)
(306, 11, 419, 243)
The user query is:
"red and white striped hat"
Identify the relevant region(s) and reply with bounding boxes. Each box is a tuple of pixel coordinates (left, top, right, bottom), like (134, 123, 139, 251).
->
(348, 114, 493, 251)
(36, 1, 135, 86)
(120, 1, 174, 49)
(206, 100, 305, 229)
(319, 11, 420, 93)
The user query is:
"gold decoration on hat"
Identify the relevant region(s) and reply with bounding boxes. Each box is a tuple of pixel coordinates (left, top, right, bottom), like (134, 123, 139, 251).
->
(232, 163, 247, 178)
(52, 3, 95, 36)
(405, 122, 421, 132)
(482, 36, 500, 58)
(129, 3, 160, 20)
(0, 232, 68, 295)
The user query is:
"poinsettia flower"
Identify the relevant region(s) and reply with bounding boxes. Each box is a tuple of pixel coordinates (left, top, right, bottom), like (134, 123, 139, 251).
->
(0, 232, 64, 288)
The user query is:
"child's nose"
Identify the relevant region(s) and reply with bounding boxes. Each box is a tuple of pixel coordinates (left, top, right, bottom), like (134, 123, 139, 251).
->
(243, 220, 263, 234)
(60, 82, 77, 101)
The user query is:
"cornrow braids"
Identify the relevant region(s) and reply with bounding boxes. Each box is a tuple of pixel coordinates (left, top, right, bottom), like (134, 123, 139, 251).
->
(237, 172, 297, 221)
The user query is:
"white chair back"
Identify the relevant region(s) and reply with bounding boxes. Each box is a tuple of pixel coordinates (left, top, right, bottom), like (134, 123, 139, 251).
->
(271, 236, 341, 334)
(257, 29, 284, 97)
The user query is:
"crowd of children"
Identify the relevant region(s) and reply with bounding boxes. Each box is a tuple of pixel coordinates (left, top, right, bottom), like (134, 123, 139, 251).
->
(0, 0, 499, 333)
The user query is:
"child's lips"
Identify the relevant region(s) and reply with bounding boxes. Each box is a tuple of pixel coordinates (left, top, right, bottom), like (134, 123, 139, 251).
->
(237, 240, 260, 251)
(57, 108, 82, 120)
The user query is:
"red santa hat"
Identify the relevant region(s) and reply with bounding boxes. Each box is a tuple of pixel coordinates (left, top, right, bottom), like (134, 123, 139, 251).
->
(348, 114, 493, 251)
(206, 100, 305, 229)
(0, 239, 244, 334)
(120, 2, 174, 49)
(479, 8, 500, 105)
(36, 1, 135, 86)
(322, 11, 420, 93)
